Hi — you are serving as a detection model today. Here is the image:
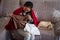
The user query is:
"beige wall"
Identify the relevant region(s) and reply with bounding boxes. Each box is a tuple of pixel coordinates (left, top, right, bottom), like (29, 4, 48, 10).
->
(3, 0, 19, 15)
(0, 0, 4, 16)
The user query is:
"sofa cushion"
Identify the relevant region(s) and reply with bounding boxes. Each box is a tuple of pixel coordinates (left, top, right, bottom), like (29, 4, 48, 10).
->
(52, 9, 60, 23)
(52, 9, 60, 35)
(54, 21, 60, 35)
(40, 29, 55, 40)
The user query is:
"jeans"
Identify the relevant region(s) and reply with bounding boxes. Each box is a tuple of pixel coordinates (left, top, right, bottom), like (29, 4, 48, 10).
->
(17, 29, 35, 40)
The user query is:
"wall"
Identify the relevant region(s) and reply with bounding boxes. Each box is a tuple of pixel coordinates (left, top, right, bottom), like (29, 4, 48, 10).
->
(0, 0, 4, 16)
(3, 0, 20, 16)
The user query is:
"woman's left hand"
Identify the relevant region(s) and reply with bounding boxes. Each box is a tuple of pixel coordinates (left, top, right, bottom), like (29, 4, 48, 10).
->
(27, 15, 33, 21)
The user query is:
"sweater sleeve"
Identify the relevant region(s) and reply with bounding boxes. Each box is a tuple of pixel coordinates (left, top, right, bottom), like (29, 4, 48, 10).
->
(5, 7, 23, 30)
(31, 10, 39, 27)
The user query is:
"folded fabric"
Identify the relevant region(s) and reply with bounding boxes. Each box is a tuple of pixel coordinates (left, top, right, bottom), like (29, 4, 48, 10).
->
(38, 21, 53, 30)
(12, 15, 28, 29)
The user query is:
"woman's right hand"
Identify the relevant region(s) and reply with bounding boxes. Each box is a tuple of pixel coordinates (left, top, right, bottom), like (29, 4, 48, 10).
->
(8, 13, 13, 17)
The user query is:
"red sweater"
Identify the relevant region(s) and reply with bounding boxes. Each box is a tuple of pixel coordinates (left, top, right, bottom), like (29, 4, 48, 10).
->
(5, 7, 39, 30)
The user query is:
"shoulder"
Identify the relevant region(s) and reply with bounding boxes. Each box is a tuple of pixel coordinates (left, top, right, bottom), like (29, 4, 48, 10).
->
(13, 7, 23, 15)
(31, 10, 38, 17)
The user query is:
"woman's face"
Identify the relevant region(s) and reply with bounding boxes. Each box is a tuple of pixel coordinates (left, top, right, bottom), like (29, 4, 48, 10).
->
(23, 6, 31, 12)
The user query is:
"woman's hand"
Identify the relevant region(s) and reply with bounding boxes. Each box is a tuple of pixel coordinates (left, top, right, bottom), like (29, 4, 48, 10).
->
(8, 13, 13, 17)
(27, 15, 33, 22)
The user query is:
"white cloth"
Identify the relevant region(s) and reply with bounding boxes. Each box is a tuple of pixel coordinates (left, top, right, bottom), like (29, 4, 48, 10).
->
(24, 23, 40, 35)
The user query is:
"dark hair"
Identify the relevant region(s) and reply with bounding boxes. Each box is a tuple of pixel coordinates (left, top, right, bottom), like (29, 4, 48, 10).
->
(24, 1, 33, 8)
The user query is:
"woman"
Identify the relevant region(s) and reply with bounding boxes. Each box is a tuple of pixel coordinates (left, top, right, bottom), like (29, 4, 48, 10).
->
(5, 1, 40, 40)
